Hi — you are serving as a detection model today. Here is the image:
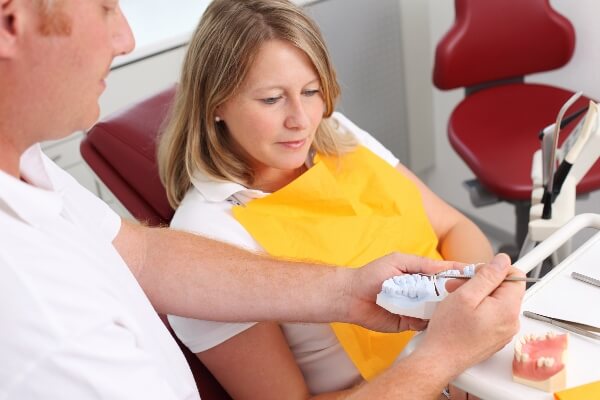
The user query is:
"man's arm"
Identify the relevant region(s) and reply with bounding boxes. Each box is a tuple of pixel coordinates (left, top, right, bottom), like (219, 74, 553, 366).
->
(113, 219, 464, 331)
(348, 254, 524, 399)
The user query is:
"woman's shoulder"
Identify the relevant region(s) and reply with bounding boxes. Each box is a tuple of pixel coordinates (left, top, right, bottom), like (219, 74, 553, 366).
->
(171, 187, 263, 252)
(329, 112, 399, 167)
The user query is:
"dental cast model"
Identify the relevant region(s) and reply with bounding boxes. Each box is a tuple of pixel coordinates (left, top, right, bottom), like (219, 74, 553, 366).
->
(512, 332, 568, 392)
(375, 265, 476, 319)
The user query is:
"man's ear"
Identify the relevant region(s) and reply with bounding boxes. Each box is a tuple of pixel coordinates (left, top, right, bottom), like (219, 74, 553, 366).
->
(0, 0, 18, 59)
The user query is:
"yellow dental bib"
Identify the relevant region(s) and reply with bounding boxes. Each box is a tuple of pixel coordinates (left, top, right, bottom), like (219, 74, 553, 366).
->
(233, 146, 442, 380)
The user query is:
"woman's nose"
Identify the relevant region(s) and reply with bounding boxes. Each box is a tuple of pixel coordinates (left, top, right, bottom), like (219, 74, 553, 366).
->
(284, 98, 310, 130)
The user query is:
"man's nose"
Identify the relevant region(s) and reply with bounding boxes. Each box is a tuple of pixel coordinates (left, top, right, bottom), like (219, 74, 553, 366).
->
(113, 6, 135, 56)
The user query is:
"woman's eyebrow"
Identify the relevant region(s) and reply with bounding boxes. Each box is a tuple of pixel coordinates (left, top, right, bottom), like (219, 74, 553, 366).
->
(251, 78, 320, 92)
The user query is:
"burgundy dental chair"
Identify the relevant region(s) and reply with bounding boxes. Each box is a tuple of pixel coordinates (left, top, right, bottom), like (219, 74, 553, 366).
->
(433, 0, 600, 251)
(81, 86, 232, 400)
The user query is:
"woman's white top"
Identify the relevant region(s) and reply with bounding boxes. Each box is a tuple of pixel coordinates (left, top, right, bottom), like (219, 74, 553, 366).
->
(168, 112, 399, 394)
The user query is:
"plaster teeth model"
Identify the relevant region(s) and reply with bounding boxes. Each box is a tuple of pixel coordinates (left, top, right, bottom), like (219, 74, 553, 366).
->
(512, 332, 568, 392)
(376, 264, 475, 319)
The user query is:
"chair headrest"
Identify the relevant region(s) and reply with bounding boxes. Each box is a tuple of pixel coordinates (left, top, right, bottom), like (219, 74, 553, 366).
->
(82, 86, 176, 225)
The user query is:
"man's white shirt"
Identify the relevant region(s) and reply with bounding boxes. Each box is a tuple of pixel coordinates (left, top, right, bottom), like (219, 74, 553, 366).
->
(0, 145, 198, 399)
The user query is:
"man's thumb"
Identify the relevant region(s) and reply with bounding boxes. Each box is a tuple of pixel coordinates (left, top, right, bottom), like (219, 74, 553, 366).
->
(454, 253, 511, 307)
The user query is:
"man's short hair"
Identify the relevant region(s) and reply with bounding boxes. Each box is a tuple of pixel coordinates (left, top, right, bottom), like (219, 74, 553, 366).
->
(35, 0, 71, 36)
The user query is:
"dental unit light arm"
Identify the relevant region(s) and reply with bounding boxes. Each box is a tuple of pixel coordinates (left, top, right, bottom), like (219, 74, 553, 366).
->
(551, 101, 599, 198)
(522, 97, 600, 269)
(538, 106, 588, 189)
(542, 91, 583, 219)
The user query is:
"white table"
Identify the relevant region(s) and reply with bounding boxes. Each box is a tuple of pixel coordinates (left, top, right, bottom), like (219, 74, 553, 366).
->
(455, 214, 600, 399)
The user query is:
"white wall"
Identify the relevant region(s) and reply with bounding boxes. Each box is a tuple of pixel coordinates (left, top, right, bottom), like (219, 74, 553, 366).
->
(418, 0, 600, 238)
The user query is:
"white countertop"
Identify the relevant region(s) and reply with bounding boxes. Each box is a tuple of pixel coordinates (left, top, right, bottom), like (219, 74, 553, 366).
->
(114, 0, 321, 68)
(456, 214, 600, 400)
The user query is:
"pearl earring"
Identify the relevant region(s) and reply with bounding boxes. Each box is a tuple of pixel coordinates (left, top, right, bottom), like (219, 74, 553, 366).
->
(215, 116, 222, 122)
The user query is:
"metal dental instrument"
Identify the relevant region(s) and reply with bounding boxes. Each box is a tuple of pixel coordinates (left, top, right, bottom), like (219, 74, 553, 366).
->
(523, 311, 600, 341)
(417, 273, 540, 282)
(434, 274, 541, 282)
(571, 271, 600, 288)
(543, 91, 583, 219)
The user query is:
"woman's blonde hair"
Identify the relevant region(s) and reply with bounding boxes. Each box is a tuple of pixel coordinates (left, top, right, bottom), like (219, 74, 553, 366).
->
(158, 0, 357, 208)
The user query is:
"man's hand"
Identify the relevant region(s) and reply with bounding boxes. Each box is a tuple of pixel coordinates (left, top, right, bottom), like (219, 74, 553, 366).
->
(414, 253, 525, 375)
(345, 253, 468, 333)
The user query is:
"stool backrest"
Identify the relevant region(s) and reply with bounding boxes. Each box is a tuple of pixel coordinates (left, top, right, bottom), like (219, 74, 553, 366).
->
(433, 0, 575, 90)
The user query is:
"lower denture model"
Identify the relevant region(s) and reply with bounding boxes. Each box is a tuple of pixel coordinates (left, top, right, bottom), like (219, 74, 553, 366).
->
(512, 332, 568, 392)
(375, 265, 475, 319)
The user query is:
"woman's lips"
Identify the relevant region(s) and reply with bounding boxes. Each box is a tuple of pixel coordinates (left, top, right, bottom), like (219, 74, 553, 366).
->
(278, 139, 306, 149)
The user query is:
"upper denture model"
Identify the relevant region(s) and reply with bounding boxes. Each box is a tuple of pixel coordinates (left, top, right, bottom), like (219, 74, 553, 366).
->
(375, 265, 475, 319)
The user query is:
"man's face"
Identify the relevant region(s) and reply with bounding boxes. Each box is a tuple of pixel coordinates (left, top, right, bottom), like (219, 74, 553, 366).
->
(19, 0, 134, 139)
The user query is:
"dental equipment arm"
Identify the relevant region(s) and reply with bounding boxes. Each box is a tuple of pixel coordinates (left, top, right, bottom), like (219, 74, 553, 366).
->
(543, 91, 583, 219)
(551, 101, 598, 199)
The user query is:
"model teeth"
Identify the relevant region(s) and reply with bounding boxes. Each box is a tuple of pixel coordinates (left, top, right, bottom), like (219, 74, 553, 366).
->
(519, 336, 527, 344)
(381, 275, 436, 299)
(381, 265, 480, 300)
(521, 353, 530, 362)
(463, 264, 476, 276)
(535, 357, 555, 368)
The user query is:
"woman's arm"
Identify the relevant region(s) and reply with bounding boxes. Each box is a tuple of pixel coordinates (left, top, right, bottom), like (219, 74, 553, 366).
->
(197, 322, 359, 400)
(395, 163, 494, 263)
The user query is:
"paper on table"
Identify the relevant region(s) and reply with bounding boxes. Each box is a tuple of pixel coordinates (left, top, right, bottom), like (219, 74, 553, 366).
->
(525, 234, 600, 330)
(554, 380, 600, 400)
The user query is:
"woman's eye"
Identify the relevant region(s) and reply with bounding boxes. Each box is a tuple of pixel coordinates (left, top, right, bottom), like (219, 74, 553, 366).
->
(261, 96, 282, 105)
(303, 89, 321, 97)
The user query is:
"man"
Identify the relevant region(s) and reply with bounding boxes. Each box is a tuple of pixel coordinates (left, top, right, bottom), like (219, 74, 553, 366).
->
(0, 1, 524, 399)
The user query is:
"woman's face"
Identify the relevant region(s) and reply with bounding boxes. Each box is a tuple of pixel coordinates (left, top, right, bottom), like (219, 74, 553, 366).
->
(216, 39, 325, 188)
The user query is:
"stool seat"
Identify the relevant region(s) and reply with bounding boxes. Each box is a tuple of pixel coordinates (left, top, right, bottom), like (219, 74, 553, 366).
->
(449, 83, 600, 200)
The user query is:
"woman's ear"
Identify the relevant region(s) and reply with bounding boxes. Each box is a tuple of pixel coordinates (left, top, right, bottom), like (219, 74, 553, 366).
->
(214, 105, 224, 123)
(0, 0, 19, 59)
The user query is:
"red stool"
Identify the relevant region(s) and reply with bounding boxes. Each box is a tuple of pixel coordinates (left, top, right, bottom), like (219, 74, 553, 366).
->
(433, 0, 600, 250)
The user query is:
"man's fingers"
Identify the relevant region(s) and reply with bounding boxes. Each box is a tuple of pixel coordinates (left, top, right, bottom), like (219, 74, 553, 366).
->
(385, 253, 468, 275)
(398, 316, 429, 332)
(488, 266, 526, 305)
(450, 253, 511, 308)
(444, 278, 467, 293)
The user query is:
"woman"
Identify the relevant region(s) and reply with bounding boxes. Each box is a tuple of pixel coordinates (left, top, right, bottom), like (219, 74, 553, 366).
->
(158, 0, 492, 398)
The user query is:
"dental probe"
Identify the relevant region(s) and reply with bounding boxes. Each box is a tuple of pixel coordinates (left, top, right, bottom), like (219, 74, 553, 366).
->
(434, 274, 542, 283)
